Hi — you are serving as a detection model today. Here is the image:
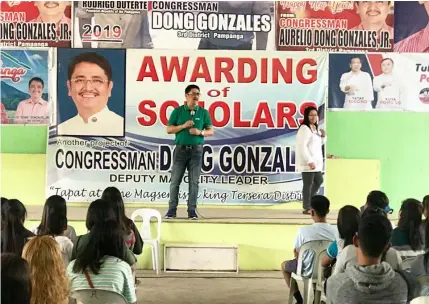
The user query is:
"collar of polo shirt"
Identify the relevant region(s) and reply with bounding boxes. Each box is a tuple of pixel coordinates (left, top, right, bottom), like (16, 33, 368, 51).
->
(183, 104, 199, 111)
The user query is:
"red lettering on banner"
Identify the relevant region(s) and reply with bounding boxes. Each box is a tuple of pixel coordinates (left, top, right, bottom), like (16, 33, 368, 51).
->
(137, 100, 316, 129)
(190, 57, 212, 82)
(209, 101, 230, 127)
(160, 56, 188, 82)
(214, 57, 234, 82)
(277, 102, 297, 129)
(159, 100, 179, 125)
(252, 101, 275, 128)
(297, 59, 317, 84)
(137, 100, 157, 125)
(136, 57, 318, 84)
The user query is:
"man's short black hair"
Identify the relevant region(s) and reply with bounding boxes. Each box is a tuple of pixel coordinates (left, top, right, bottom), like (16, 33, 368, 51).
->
(68, 52, 112, 81)
(311, 195, 330, 218)
(185, 84, 200, 94)
(350, 56, 361, 64)
(381, 58, 394, 65)
(28, 77, 44, 88)
(366, 190, 389, 209)
(358, 214, 392, 258)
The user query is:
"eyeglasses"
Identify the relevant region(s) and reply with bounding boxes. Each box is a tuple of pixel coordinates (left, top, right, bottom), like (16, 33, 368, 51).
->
(187, 93, 200, 97)
(70, 78, 109, 88)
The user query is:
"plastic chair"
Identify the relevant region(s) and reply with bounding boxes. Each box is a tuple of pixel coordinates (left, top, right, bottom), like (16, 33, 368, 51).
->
(401, 257, 416, 271)
(288, 240, 331, 304)
(314, 249, 327, 304)
(411, 297, 429, 304)
(131, 208, 162, 274)
(71, 289, 127, 304)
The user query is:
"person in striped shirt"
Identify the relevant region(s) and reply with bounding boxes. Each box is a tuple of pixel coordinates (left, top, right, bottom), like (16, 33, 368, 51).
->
(67, 199, 137, 304)
(394, 1, 429, 53)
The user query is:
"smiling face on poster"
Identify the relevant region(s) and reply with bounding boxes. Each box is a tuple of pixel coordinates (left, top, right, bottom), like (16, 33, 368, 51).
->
(0, 49, 50, 125)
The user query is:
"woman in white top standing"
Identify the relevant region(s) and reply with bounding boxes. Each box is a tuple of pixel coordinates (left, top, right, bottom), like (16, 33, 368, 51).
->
(295, 106, 326, 214)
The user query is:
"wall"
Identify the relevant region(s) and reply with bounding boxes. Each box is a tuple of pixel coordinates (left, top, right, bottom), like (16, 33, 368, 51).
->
(2, 111, 428, 210)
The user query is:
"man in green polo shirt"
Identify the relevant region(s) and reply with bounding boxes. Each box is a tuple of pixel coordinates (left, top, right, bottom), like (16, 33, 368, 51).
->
(165, 84, 214, 219)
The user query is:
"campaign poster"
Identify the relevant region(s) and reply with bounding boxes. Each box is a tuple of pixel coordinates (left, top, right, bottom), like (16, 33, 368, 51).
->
(73, 1, 275, 50)
(328, 53, 429, 112)
(54, 48, 126, 137)
(0, 1, 72, 48)
(276, 1, 394, 52)
(394, 1, 429, 53)
(0, 49, 50, 125)
(46, 50, 328, 204)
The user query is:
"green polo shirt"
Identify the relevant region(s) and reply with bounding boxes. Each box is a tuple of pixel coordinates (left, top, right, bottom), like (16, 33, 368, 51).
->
(168, 104, 212, 145)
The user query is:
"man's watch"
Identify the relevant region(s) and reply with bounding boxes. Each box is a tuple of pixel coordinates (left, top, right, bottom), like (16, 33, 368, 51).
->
(201, 130, 205, 137)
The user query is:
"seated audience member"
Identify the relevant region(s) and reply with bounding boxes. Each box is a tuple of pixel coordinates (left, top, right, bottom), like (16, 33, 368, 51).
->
(411, 220, 429, 277)
(101, 187, 143, 253)
(1, 199, 35, 255)
(1, 253, 32, 304)
(333, 207, 402, 275)
(32, 195, 77, 243)
(421, 195, 428, 246)
(281, 195, 337, 304)
(71, 199, 137, 266)
(322, 205, 361, 271)
(391, 199, 424, 260)
(67, 199, 137, 304)
(360, 190, 393, 214)
(22, 236, 70, 304)
(327, 214, 408, 304)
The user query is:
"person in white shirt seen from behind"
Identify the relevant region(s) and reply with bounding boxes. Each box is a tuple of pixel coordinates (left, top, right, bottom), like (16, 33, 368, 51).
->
(58, 52, 123, 136)
(339, 56, 374, 110)
(373, 58, 402, 110)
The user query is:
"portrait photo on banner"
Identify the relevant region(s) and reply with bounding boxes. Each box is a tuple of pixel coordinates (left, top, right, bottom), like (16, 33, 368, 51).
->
(276, 1, 394, 52)
(72, 1, 275, 50)
(0, 49, 50, 125)
(394, 1, 429, 53)
(55, 48, 126, 137)
(328, 53, 429, 112)
(0, 1, 72, 48)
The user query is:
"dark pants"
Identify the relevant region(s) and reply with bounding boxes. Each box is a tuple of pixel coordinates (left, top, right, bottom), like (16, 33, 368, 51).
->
(301, 172, 323, 210)
(168, 145, 203, 212)
(198, 39, 252, 50)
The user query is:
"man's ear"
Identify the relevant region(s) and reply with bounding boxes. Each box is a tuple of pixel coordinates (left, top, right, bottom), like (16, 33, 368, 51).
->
(67, 80, 71, 96)
(310, 209, 315, 217)
(353, 234, 359, 248)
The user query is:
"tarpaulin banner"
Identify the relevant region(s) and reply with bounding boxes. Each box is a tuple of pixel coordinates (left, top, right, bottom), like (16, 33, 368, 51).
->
(276, 1, 394, 52)
(46, 50, 328, 204)
(328, 53, 429, 111)
(0, 1, 72, 47)
(1, 48, 51, 125)
(394, 1, 429, 53)
(73, 1, 275, 50)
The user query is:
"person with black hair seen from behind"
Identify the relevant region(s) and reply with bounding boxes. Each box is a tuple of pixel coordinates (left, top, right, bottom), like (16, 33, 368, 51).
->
(360, 190, 393, 215)
(321, 206, 361, 274)
(295, 106, 326, 215)
(420, 195, 429, 246)
(332, 206, 402, 275)
(327, 214, 409, 304)
(391, 199, 424, 260)
(67, 199, 136, 304)
(101, 187, 143, 255)
(1, 253, 32, 304)
(71, 199, 137, 270)
(281, 195, 337, 304)
(1, 199, 35, 255)
(32, 195, 77, 244)
(165, 84, 214, 220)
(411, 220, 429, 277)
